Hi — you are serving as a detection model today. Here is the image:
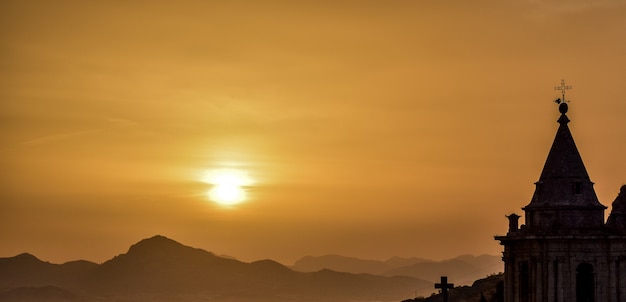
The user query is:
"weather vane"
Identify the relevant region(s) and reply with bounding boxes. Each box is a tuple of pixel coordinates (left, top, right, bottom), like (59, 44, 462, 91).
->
(554, 79, 571, 105)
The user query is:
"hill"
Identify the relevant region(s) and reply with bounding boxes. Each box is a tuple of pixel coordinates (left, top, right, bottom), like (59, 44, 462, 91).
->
(292, 254, 502, 285)
(402, 273, 504, 302)
(0, 235, 432, 302)
(0, 253, 98, 290)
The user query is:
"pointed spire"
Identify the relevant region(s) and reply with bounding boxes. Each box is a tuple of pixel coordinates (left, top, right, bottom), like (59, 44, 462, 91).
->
(524, 100, 606, 232)
(538, 106, 588, 181)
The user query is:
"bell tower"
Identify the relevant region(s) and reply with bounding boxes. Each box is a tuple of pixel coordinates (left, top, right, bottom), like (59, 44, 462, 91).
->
(522, 100, 606, 232)
(495, 81, 626, 302)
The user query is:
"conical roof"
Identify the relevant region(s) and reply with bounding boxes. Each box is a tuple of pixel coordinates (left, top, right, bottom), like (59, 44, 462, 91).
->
(523, 103, 605, 230)
(537, 112, 589, 181)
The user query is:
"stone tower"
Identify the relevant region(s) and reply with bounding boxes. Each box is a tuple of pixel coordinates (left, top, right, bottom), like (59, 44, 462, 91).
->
(495, 102, 626, 302)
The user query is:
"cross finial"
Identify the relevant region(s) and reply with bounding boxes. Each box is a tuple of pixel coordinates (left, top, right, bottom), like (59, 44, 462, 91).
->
(554, 79, 572, 104)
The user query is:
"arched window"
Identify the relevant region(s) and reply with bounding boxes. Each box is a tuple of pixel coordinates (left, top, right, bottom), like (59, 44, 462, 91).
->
(576, 262, 594, 302)
(520, 261, 529, 302)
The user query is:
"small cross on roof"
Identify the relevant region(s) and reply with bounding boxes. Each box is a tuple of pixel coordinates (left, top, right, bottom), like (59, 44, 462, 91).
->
(554, 79, 572, 104)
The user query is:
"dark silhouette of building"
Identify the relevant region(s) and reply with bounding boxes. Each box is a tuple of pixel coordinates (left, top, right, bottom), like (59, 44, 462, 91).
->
(495, 102, 626, 302)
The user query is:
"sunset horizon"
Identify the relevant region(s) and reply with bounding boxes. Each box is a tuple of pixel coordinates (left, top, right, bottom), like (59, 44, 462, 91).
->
(2, 0, 625, 277)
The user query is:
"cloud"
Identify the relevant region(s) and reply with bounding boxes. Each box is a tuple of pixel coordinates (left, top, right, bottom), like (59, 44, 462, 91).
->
(19, 117, 140, 147)
(526, 0, 625, 12)
(21, 130, 98, 146)
(105, 117, 138, 127)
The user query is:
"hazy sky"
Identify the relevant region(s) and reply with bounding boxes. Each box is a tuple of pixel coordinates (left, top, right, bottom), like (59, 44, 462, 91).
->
(1, 0, 625, 265)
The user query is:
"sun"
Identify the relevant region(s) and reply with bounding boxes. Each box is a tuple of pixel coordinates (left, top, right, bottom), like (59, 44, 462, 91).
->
(208, 183, 245, 205)
(203, 169, 253, 205)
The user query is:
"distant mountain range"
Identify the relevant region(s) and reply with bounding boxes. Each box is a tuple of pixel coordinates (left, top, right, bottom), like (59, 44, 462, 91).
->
(0, 235, 433, 302)
(292, 254, 502, 286)
(0, 235, 502, 302)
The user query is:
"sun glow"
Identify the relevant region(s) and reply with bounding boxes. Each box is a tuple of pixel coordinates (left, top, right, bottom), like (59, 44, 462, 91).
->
(203, 168, 253, 205)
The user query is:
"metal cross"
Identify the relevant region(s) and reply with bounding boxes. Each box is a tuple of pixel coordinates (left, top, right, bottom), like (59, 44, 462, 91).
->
(435, 276, 454, 302)
(554, 79, 572, 103)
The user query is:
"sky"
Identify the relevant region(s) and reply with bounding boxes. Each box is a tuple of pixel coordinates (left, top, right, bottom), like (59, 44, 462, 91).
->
(1, 0, 625, 266)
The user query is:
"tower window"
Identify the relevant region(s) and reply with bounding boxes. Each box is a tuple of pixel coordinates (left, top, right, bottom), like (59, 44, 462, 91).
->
(576, 262, 594, 302)
(573, 182, 583, 194)
(520, 261, 530, 302)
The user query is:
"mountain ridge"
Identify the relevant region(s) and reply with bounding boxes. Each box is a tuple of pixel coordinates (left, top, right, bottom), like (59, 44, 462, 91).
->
(291, 253, 502, 285)
(1, 235, 436, 302)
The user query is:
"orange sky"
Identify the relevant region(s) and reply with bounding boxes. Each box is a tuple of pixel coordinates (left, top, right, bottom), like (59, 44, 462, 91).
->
(1, 0, 625, 265)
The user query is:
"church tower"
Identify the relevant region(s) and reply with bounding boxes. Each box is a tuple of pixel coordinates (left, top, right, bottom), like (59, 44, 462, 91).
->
(495, 87, 626, 302)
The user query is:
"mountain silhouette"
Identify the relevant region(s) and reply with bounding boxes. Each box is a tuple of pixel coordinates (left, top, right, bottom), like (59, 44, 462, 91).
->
(1, 235, 433, 302)
(0, 253, 97, 290)
(384, 255, 502, 285)
(293, 254, 391, 274)
(86, 235, 249, 294)
(385, 256, 432, 268)
(292, 254, 502, 285)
